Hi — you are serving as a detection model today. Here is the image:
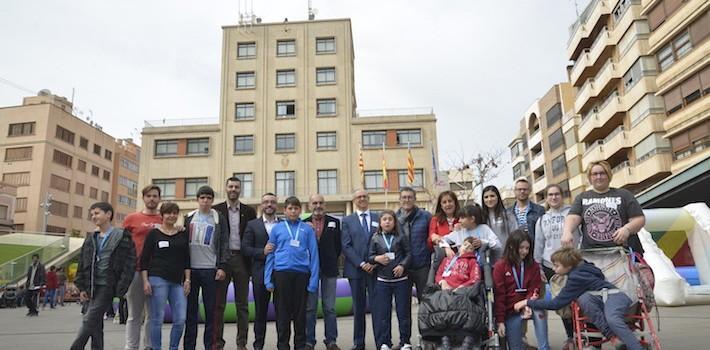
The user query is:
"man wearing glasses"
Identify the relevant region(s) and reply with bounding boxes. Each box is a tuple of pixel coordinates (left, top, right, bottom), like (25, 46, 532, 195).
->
(508, 177, 545, 240)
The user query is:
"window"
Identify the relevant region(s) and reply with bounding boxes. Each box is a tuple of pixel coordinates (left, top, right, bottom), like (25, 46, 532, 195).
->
(120, 158, 139, 173)
(16, 198, 28, 212)
(155, 140, 178, 156)
(276, 69, 296, 87)
(623, 57, 656, 90)
(236, 72, 256, 88)
(317, 170, 338, 195)
(275, 171, 295, 197)
(104, 150, 112, 161)
(663, 68, 710, 115)
(5, 146, 33, 161)
(73, 206, 83, 219)
(316, 98, 336, 116)
(513, 162, 529, 180)
(53, 150, 73, 168)
(50, 174, 71, 192)
(545, 104, 563, 126)
(75, 182, 85, 195)
(0, 205, 7, 220)
(237, 42, 256, 58)
(362, 130, 386, 148)
(612, 0, 632, 22)
(364, 171, 384, 191)
(93, 144, 101, 156)
(275, 133, 296, 152)
(564, 130, 577, 148)
(233, 172, 253, 198)
(119, 176, 138, 191)
(549, 128, 565, 152)
(648, 0, 687, 31)
(185, 178, 209, 197)
(79, 137, 88, 149)
(235, 102, 255, 120)
(396, 129, 422, 146)
(91, 165, 100, 177)
(103, 170, 111, 181)
(276, 100, 296, 118)
(50, 200, 69, 217)
(552, 155, 567, 177)
(101, 191, 109, 202)
(398, 169, 424, 188)
(8, 122, 34, 136)
(187, 138, 209, 155)
(55, 126, 75, 145)
(316, 37, 336, 54)
(276, 39, 296, 56)
(635, 133, 671, 162)
(115, 213, 127, 223)
(118, 195, 137, 208)
(154, 179, 176, 198)
(657, 29, 693, 72)
(316, 67, 336, 84)
(234, 135, 254, 154)
(2, 172, 30, 186)
(90, 187, 98, 199)
(77, 159, 87, 172)
(317, 132, 337, 150)
(46, 225, 66, 234)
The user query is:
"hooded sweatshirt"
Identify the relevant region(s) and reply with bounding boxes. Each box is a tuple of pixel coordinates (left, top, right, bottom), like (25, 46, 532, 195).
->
(434, 251, 481, 289)
(534, 206, 576, 269)
(528, 261, 616, 311)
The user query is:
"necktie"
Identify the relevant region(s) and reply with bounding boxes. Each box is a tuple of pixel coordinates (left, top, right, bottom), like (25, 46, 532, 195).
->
(360, 213, 369, 235)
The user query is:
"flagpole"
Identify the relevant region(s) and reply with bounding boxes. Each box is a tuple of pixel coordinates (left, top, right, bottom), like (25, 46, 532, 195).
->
(382, 142, 388, 209)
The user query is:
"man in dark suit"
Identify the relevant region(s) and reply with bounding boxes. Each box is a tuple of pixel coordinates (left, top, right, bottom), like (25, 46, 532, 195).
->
(242, 192, 279, 350)
(213, 176, 257, 350)
(25, 253, 45, 316)
(341, 189, 379, 350)
(304, 194, 342, 350)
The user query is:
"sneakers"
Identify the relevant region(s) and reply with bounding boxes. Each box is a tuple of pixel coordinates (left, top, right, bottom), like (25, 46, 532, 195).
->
(380, 345, 392, 350)
(400, 344, 412, 350)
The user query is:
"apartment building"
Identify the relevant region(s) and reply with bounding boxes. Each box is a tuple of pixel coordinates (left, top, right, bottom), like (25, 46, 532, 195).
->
(0, 92, 140, 235)
(112, 138, 141, 227)
(0, 182, 17, 233)
(140, 18, 439, 214)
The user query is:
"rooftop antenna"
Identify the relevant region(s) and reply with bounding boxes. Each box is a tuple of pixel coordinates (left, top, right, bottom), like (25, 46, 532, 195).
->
(237, 0, 257, 32)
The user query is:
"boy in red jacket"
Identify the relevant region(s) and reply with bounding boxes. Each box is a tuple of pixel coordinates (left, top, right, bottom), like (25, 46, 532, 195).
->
(435, 237, 481, 290)
(43, 265, 58, 309)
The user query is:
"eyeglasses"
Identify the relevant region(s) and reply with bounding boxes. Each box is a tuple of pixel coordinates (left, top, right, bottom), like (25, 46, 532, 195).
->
(591, 172, 608, 178)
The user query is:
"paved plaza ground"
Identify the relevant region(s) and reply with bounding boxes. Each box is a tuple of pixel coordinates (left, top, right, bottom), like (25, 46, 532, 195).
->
(0, 302, 705, 349)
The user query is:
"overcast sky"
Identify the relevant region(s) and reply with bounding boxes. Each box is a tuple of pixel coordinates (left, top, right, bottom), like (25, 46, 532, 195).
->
(0, 0, 585, 188)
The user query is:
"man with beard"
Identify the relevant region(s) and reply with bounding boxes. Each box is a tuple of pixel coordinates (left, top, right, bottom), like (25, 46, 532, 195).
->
(395, 187, 432, 303)
(213, 177, 257, 350)
(123, 185, 163, 350)
(242, 193, 280, 350)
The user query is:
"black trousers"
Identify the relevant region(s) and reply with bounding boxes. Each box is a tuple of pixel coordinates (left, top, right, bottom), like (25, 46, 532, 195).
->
(273, 270, 309, 350)
(251, 265, 272, 349)
(70, 285, 114, 350)
(26, 289, 39, 314)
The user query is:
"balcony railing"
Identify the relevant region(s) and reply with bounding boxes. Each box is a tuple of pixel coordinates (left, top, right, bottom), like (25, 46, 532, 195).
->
(612, 160, 632, 173)
(636, 147, 672, 164)
(568, 0, 600, 39)
(144, 118, 219, 127)
(603, 126, 626, 144)
(585, 139, 604, 154)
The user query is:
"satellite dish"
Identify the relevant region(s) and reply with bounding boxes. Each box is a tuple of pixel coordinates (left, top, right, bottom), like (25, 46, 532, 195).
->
(38, 89, 52, 96)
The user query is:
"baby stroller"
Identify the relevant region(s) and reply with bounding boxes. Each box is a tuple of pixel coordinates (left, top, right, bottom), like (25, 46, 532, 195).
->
(416, 243, 501, 350)
(570, 247, 660, 350)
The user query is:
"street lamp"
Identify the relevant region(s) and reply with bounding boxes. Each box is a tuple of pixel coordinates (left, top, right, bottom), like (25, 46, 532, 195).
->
(39, 192, 52, 234)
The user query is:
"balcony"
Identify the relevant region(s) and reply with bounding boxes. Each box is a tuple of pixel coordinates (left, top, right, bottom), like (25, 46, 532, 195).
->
(568, 0, 612, 60)
(568, 173, 587, 192)
(566, 142, 585, 161)
(511, 153, 527, 167)
(583, 139, 605, 166)
(528, 129, 542, 148)
(601, 126, 630, 159)
(610, 160, 634, 188)
(575, 78, 596, 114)
(570, 27, 613, 86)
(533, 173, 548, 194)
(531, 152, 545, 171)
(628, 113, 665, 146)
(590, 59, 620, 100)
(627, 148, 672, 188)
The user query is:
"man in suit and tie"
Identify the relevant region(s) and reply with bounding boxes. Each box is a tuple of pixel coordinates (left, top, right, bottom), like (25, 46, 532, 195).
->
(304, 194, 342, 350)
(242, 192, 279, 350)
(213, 177, 257, 350)
(341, 189, 379, 350)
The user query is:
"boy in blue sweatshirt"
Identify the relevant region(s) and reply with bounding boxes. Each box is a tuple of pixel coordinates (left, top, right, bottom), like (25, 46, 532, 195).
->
(265, 196, 320, 350)
(513, 247, 642, 350)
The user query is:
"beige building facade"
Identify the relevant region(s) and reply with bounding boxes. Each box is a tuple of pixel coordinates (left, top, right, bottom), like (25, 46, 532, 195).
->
(0, 182, 17, 233)
(140, 18, 439, 215)
(0, 92, 140, 236)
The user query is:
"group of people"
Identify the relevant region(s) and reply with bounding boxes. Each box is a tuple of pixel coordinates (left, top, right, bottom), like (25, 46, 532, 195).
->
(22, 255, 68, 316)
(65, 159, 647, 350)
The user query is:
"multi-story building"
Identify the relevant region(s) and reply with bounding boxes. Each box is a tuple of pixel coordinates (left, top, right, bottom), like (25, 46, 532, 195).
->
(0, 182, 17, 233)
(643, 0, 709, 172)
(140, 18, 439, 214)
(509, 83, 580, 203)
(112, 138, 141, 227)
(0, 92, 139, 236)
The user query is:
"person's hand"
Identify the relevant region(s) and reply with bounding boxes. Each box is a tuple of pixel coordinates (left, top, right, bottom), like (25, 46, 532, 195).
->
(215, 269, 226, 281)
(445, 247, 455, 258)
(375, 254, 390, 265)
(362, 263, 375, 273)
(471, 237, 482, 249)
(453, 223, 462, 231)
(267, 287, 274, 292)
(183, 280, 190, 296)
(541, 270, 548, 283)
(514, 299, 528, 312)
(393, 265, 405, 277)
(439, 280, 452, 291)
(561, 232, 574, 247)
(521, 306, 533, 319)
(613, 227, 631, 245)
(497, 322, 506, 337)
(79, 291, 89, 303)
(431, 234, 442, 244)
(143, 280, 152, 296)
(264, 243, 274, 256)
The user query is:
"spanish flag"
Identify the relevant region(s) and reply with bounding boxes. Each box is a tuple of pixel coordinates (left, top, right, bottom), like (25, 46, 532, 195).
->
(407, 145, 415, 185)
(358, 145, 365, 187)
(382, 142, 388, 190)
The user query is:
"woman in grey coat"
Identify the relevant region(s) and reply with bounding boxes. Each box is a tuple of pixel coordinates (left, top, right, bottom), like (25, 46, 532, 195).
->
(481, 185, 518, 247)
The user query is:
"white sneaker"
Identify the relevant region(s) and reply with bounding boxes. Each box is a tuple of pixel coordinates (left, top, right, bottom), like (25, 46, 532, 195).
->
(380, 345, 392, 350)
(400, 344, 412, 350)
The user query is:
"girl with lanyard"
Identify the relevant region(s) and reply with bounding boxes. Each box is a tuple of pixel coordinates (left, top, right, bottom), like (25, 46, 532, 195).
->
(368, 210, 412, 350)
(493, 230, 549, 350)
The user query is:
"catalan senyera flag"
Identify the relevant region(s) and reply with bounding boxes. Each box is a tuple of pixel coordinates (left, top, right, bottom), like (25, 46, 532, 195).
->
(407, 145, 415, 185)
(358, 145, 365, 187)
(381, 142, 388, 190)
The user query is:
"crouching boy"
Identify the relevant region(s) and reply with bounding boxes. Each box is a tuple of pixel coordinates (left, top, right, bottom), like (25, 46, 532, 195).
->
(513, 247, 642, 350)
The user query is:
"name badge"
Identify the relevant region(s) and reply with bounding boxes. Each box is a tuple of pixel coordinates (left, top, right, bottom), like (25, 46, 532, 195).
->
(290, 239, 300, 247)
(515, 288, 528, 293)
(385, 252, 395, 260)
(328, 222, 336, 228)
(158, 241, 170, 248)
(372, 222, 379, 228)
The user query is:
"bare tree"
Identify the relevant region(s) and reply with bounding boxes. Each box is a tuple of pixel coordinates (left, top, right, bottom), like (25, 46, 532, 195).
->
(447, 148, 508, 206)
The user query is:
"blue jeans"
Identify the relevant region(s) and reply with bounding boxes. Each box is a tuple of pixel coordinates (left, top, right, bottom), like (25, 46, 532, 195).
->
(43, 289, 56, 308)
(577, 291, 642, 350)
(148, 276, 187, 350)
(184, 269, 218, 350)
(373, 279, 411, 348)
(504, 308, 549, 350)
(306, 276, 338, 346)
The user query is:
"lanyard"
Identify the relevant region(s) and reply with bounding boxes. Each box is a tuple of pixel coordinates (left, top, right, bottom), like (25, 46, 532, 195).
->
(444, 255, 459, 274)
(285, 221, 301, 242)
(511, 262, 525, 290)
(383, 234, 395, 252)
(96, 227, 113, 257)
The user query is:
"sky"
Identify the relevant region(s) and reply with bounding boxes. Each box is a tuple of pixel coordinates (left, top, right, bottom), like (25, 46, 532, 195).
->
(0, 0, 584, 188)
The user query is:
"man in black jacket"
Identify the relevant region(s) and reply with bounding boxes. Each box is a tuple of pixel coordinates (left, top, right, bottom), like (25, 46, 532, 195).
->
(304, 194, 342, 350)
(213, 176, 257, 350)
(25, 253, 45, 316)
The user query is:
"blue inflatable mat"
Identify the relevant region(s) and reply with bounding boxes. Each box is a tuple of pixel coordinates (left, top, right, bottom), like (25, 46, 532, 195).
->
(676, 266, 700, 286)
